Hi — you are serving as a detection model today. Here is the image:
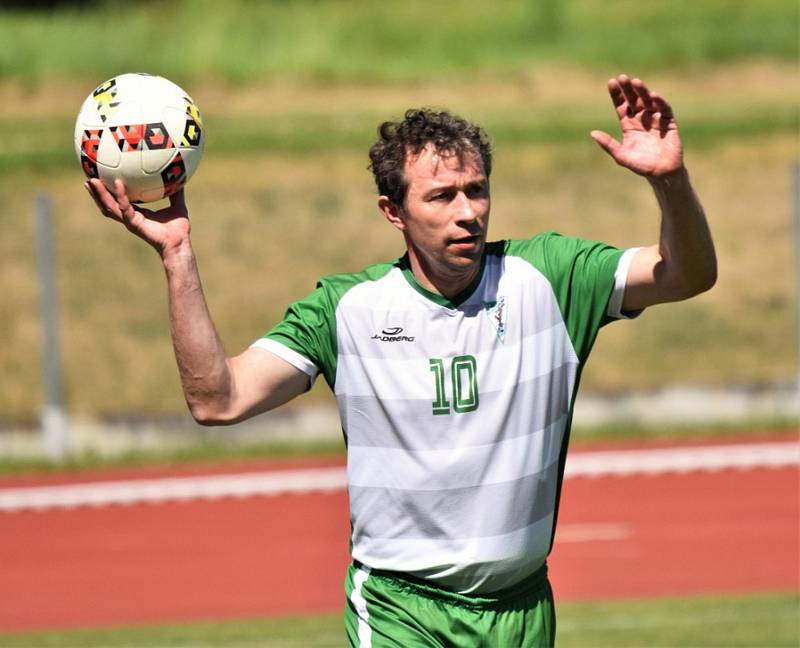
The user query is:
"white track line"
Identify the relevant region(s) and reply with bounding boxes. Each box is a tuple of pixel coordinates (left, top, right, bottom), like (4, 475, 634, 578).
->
(0, 442, 797, 512)
(556, 523, 632, 543)
(0, 467, 348, 512)
(564, 441, 799, 477)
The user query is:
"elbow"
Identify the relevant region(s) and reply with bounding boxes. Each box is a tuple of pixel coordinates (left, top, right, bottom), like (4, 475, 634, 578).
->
(187, 398, 239, 427)
(701, 264, 718, 294)
(693, 257, 718, 296)
(190, 412, 229, 427)
(676, 263, 717, 300)
(183, 372, 242, 426)
(188, 405, 224, 427)
(660, 246, 717, 300)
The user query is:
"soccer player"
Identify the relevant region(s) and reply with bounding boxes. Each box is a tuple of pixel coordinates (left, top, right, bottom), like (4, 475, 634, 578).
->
(86, 74, 716, 647)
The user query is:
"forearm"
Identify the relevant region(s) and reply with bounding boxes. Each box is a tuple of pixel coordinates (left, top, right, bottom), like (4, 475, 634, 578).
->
(162, 241, 234, 422)
(648, 167, 717, 299)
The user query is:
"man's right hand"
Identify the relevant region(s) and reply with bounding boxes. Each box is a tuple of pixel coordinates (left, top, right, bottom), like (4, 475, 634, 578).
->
(85, 178, 190, 259)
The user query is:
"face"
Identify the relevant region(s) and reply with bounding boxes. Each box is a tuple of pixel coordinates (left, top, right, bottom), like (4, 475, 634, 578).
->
(379, 144, 490, 297)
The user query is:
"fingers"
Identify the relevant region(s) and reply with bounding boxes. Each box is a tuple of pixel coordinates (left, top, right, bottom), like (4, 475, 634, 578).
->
(113, 180, 161, 228)
(85, 179, 123, 222)
(84, 181, 102, 212)
(609, 74, 646, 116)
(590, 129, 621, 159)
(617, 75, 640, 116)
(86, 178, 153, 231)
(607, 77, 625, 110)
(112, 178, 132, 213)
(607, 74, 676, 134)
(631, 77, 655, 111)
(649, 91, 674, 120)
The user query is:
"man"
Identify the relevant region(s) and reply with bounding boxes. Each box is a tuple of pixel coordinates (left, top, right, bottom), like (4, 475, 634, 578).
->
(86, 74, 716, 647)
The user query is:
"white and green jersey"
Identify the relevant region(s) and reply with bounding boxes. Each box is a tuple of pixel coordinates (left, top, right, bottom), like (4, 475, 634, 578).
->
(253, 232, 639, 595)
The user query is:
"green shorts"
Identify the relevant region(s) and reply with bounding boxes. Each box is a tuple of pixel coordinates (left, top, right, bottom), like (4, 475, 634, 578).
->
(344, 561, 555, 648)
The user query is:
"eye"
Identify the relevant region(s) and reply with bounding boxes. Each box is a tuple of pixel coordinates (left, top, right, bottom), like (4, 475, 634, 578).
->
(429, 190, 453, 202)
(466, 183, 488, 199)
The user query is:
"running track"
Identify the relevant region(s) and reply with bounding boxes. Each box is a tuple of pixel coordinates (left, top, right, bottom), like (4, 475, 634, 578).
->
(0, 438, 797, 631)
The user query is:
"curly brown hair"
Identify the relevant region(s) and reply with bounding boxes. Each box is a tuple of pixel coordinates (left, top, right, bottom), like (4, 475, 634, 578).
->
(368, 108, 492, 206)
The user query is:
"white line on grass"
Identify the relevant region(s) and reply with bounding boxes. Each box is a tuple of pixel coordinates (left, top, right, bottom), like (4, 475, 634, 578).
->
(1, 441, 797, 512)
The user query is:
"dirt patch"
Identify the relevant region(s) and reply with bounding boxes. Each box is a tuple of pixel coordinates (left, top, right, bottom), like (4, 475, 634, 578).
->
(4, 61, 796, 119)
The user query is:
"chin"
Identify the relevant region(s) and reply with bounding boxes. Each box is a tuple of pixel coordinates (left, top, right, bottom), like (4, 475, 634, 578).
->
(448, 252, 482, 273)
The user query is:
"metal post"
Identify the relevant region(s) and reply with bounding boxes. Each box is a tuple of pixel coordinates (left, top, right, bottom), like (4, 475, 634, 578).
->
(794, 164, 800, 400)
(35, 194, 69, 460)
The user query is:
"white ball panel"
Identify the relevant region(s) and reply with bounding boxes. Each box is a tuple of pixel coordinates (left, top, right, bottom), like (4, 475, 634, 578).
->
(97, 130, 121, 168)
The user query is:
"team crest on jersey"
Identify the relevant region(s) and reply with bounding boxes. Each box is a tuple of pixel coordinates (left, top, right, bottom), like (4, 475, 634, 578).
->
(484, 296, 507, 343)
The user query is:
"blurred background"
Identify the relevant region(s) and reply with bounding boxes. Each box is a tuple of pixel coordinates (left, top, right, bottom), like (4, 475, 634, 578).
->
(0, 0, 797, 457)
(0, 2, 798, 647)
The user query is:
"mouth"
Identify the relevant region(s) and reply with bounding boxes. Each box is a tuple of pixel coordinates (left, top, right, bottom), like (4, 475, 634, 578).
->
(449, 234, 482, 250)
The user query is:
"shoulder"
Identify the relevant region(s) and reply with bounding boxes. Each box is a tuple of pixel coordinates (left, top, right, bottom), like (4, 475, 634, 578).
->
(489, 233, 625, 288)
(500, 232, 622, 264)
(312, 258, 403, 305)
(486, 232, 580, 267)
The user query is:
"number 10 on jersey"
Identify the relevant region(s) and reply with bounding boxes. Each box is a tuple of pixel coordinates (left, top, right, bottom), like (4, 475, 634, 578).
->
(429, 355, 479, 415)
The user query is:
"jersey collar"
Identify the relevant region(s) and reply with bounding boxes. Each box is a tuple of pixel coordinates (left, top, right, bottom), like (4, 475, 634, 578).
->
(398, 253, 487, 309)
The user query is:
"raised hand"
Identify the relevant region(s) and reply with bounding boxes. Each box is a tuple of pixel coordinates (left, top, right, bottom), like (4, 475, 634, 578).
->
(85, 179, 190, 257)
(590, 74, 683, 178)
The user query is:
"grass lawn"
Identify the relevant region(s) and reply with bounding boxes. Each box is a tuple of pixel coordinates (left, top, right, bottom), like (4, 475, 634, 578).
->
(1, 0, 796, 84)
(0, 593, 796, 647)
(0, 1, 797, 424)
(2, 97, 796, 420)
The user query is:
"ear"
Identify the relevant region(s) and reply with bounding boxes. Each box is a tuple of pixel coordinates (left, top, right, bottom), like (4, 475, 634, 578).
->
(378, 195, 405, 231)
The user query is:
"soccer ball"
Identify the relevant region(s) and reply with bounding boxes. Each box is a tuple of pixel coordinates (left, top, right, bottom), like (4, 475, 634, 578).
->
(74, 73, 204, 203)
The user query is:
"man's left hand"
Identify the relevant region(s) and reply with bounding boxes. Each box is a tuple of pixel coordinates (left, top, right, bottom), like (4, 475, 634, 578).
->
(591, 74, 683, 178)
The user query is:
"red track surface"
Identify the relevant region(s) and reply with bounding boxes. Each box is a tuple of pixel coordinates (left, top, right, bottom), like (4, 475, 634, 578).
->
(550, 467, 798, 600)
(0, 448, 797, 631)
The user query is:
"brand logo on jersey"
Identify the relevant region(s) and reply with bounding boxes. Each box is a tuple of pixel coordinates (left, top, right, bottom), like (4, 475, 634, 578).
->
(371, 326, 415, 342)
(484, 296, 507, 343)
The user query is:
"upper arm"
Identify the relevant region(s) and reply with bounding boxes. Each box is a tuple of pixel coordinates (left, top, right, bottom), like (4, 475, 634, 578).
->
(205, 346, 312, 425)
(620, 245, 665, 312)
(621, 244, 702, 311)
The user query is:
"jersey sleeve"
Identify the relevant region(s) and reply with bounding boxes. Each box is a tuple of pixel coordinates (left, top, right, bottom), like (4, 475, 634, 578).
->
(251, 261, 400, 391)
(606, 246, 642, 320)
(511, 232, 634, 362)
(251, 281, 339, 389)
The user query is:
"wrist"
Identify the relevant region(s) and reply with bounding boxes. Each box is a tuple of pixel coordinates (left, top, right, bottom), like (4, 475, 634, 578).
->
(647, 166, 689, 190)
(161, 238, 195, 272)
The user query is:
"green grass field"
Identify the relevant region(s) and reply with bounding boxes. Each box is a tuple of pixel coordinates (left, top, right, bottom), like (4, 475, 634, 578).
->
(0, 1, 797, 425)
(2, 97, 796, 421)
(1, 593, 796, 647)
(1, 0, 796, 84)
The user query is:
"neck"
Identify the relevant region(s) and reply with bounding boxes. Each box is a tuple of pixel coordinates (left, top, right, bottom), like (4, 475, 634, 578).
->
(405, 249, 481, 300)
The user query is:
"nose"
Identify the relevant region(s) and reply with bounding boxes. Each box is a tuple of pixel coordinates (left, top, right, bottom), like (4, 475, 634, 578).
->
(453, 191, 478, 224)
